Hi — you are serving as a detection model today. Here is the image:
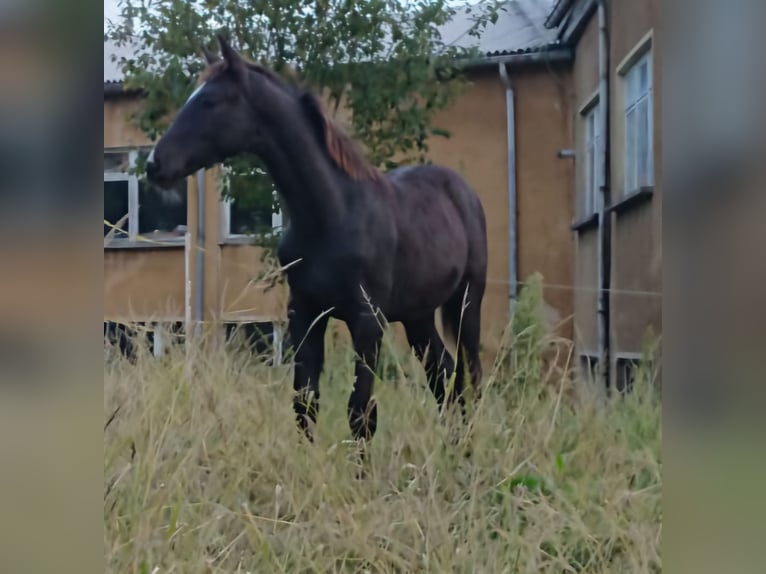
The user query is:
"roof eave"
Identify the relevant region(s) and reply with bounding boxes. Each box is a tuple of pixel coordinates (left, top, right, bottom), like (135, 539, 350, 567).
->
(461, 46, 573, 70)
(556, 0, 598, 46)
(544, 0, 574, 29)
(104, 81, 143, 99)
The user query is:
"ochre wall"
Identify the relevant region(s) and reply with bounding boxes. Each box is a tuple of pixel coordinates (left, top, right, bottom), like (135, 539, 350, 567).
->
(511, 66, 574, 341)
(571, 0, 663, 365)
(104, 247, 186, 321)
(104, 97, 150, 148)
(572, 13, 600, 354)
(219, 244, 289, 322)
(608, 0, 662, 357)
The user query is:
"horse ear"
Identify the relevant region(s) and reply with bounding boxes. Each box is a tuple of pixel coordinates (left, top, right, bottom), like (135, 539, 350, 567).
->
(217, 33, 245, 75)
(200, 45, 219, 65)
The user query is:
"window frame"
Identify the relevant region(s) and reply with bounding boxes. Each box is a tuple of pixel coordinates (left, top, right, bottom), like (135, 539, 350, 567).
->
(219, 169, 284, 244)
(622, 48, 654, 196)
(582, 98, 602, 218)
(579, 352, 600, 383)
(614, 353, 643, 394)
(104, 148, 139, 242)
(104, 146, 188, 248)
(223, 320, 284, 366)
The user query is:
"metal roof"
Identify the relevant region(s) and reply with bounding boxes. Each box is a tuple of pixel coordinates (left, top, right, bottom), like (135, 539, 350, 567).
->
(105, 0, 561, 86)
(544, 0, 574, 29)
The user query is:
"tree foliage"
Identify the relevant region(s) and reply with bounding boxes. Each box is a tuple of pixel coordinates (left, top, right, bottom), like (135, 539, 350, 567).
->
(106, 0, 504, 238)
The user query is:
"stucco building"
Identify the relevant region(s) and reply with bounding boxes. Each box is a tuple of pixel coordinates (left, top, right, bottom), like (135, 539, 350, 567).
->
(545, 0, 661, 390)
(104, 0, 663, 388)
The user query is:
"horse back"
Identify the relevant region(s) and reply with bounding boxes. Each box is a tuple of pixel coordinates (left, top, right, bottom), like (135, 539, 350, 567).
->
(386, 164, 487, 254)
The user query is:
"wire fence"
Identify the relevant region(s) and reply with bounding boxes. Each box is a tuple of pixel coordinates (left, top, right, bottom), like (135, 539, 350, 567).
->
(105, 218, 663, 302)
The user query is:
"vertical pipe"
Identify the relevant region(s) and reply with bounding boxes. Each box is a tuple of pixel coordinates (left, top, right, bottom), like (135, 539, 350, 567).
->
(498, 62, 518, 311)
(272, 326, 282, 366)
(596, 0, 611, 390)
(184, 231, 192, 342)
(195, 169, 205, 340)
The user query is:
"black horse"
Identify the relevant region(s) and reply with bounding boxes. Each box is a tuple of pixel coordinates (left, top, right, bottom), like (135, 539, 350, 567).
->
(146, 35, 488, 448)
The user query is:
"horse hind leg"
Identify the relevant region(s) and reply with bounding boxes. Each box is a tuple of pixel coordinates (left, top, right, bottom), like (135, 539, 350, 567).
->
(403, 315, 455, 412)
(441, 277, 485, 408)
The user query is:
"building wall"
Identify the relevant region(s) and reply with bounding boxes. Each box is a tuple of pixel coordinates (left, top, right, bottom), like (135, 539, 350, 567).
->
(568, 0, 663, 383)
(104, 97, 279, 326)
(572, 13, 600, 355)
(608, 0, 662, 360)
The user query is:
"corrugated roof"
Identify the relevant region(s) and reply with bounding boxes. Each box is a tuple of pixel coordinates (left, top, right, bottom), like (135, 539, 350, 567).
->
(104, 39, 138, 84)
(439, 0, 558, 54)
(105, 0, 560, 84)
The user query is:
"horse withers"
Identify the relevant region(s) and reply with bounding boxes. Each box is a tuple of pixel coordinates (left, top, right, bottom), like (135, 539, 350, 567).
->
(146, 34, 488, 452)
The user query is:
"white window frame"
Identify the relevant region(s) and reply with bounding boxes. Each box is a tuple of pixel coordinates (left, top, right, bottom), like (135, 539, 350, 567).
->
(622, 48, 654, 195)
(582, 99, 602, 218)
(104, 146, 188, 247)
(104, 149, 140, 242)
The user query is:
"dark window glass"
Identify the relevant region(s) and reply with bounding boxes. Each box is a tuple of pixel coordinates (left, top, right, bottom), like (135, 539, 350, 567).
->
(104, 180, 129, 237)
(138, 178, 187, 236)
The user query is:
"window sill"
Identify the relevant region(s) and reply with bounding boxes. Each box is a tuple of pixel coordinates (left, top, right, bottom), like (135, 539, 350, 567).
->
(220, 233, 281, 246)
(104, 238, 186, 250)
(571, 212, 599, 232)
(607, 186, 654, 215)
(220, 235, 258, 246)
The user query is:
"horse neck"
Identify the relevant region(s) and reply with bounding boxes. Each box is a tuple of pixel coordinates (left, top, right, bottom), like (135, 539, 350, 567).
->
(256, 125, 349, 236)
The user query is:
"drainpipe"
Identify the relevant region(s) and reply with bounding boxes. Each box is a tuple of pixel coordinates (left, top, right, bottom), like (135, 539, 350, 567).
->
(596, 0, 611, 390)
(195, 169, 205, 339)
(498, 62, 518, 312)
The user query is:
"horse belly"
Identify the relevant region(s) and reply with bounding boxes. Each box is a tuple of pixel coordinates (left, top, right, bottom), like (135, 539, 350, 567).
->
(389, 228, 468, 317)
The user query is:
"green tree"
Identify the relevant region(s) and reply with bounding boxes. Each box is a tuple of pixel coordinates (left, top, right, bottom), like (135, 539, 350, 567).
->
(106, 0, 503, 241)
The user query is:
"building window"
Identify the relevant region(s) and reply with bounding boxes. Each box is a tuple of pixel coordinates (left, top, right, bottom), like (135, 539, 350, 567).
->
(224, 321, 284, 366)
(104, 149, 188, 245)
(579, 354, 600, 383)
(583, 101, 602, 217)
(615, 356, 640, 394)
(104, 321, 185, 360)
(221, 193, 282, 240)
(219, 165, 283, 241)
(147, 322, 185, 357)
(623, 50, 653, 195)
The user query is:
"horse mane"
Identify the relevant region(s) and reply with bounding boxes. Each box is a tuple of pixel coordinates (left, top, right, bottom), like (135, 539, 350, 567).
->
(196, 54, 384, 185)
(300, 91, 384, 184)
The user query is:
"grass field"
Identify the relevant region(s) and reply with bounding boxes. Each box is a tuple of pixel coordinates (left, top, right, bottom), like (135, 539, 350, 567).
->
(104, 287, 661, 573)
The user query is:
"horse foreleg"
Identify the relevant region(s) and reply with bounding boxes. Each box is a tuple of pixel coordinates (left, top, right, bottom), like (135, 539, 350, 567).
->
(288, 297, 329, 443)
(347, 311, 383, 476)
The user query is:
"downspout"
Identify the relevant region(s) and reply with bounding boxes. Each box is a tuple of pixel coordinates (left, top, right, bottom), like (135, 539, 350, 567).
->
(498, 62, 518, 312)
(195, 169, 205, 339)
(596, 0, 611, 390)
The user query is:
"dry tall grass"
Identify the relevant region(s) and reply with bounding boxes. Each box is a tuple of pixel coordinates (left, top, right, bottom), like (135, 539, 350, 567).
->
(104, 288, 661, 573)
